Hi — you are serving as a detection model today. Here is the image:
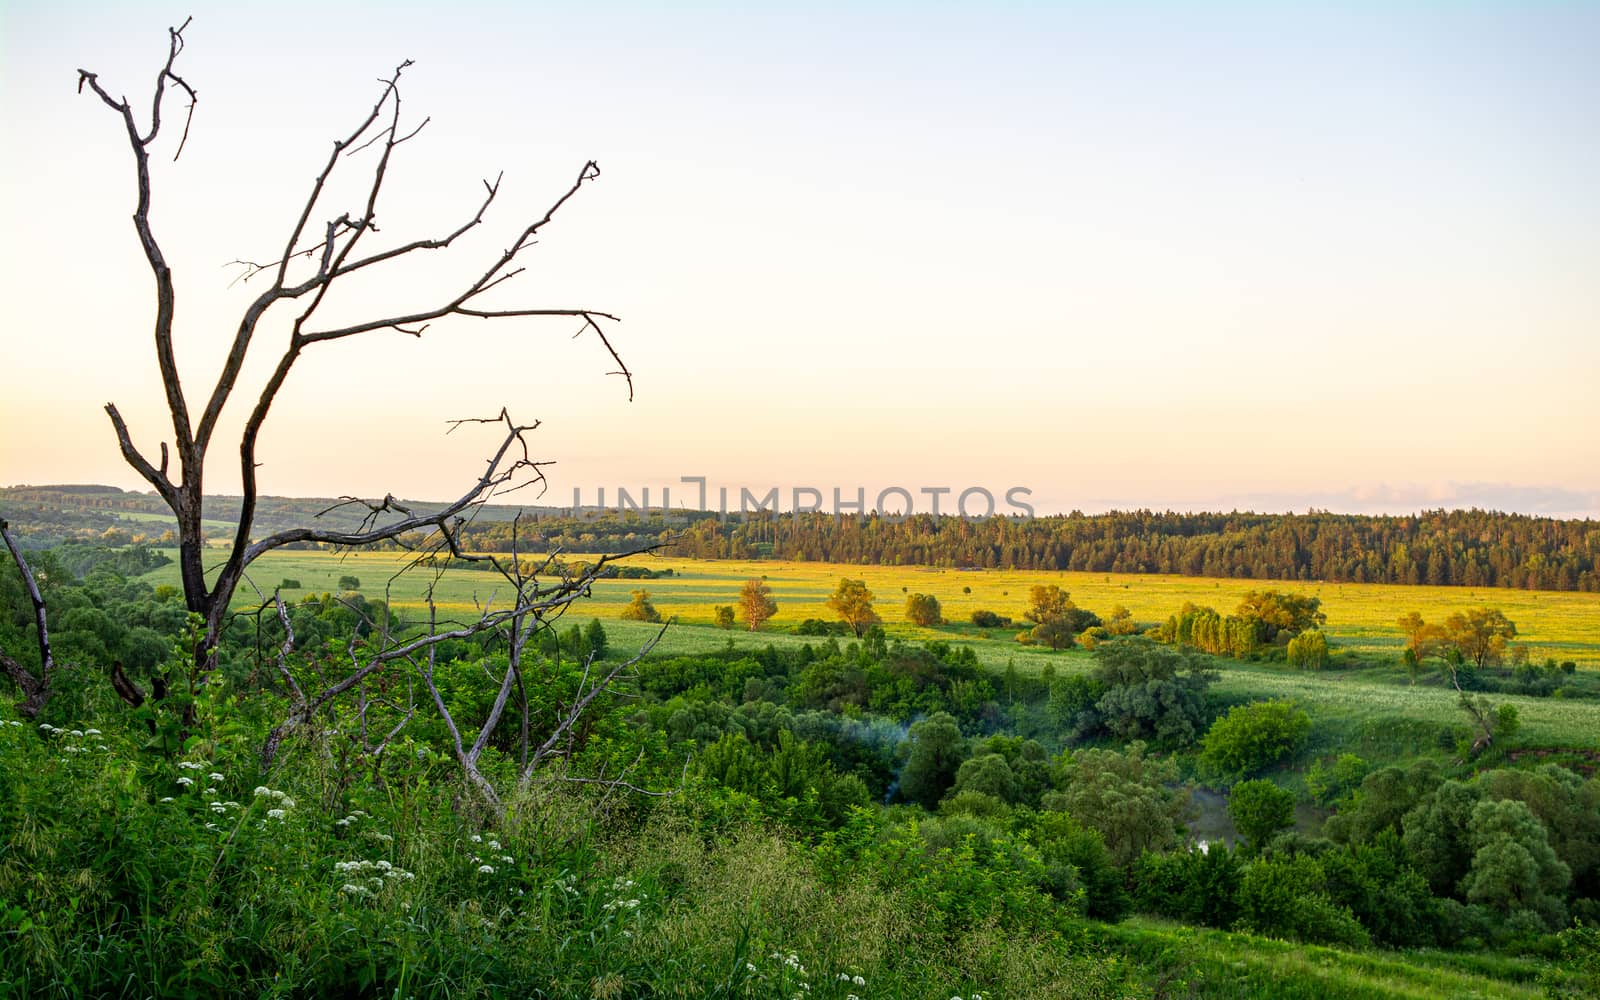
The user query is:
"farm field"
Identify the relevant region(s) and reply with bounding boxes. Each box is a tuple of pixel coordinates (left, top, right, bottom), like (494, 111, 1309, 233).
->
(140, 549, 1600, 666)
(135, 549, 1600, 755)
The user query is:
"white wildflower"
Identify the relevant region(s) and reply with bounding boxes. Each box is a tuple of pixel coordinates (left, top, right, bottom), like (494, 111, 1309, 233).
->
(853, 976, 866, 987)
(176, 776, 194, 787)
(500, 855, 514, 864)
(69, 730, 84, 738)
(470, 835, 482, 844)
(208, 772, 224, 782)
(158, 796, 174, 803)
(486, 839, 501, 851)
(340, 884, 367, 896)
(267, 808, 286, 820)
(84, 728, 100, 736)
(477, 865, 495, 874)
(253, 786, 271, 797)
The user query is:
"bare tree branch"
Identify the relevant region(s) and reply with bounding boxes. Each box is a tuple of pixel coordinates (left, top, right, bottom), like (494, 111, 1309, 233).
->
(0, 517, 54, 716)
(78, 23, 631, 674)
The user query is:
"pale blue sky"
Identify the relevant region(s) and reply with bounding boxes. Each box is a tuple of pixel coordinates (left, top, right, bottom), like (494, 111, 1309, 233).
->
(2, 2, 1596, 516)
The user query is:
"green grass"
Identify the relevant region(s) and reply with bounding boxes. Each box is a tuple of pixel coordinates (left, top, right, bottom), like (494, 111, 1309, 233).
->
(1094, 916, 1548, 999)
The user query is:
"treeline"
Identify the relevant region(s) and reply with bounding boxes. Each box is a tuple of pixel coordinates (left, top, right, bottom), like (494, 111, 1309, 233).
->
(452, 507, 1600, 592)
(8, 486, 1599, 592)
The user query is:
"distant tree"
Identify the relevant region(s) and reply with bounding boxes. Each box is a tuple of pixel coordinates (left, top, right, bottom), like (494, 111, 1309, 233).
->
(279, 578, 302, 590)
(1234, 590, 1325, 644)
(737, 578, 778, 631)
(713, 605, 735, 630)
(1443, 607, 1517, 670)
(583, 618, 609, 658)
(1026, 585, 1075, 625)
(621, 588, 663, 623)
(1227, 779, 1296, 851)
(970, 609, 1007, 628)
(1105, 604, 1139, 636)
(1285, 629, 1330, 669)
(1023, 619, 1076, 650)
(904, 592, 943, 627)
(337, 574, 361, 591)
(827, 578, 880, 638)
(899, 711, 968, 807)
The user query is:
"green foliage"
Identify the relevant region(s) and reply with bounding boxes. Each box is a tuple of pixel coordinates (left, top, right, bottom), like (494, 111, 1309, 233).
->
(713, 604, 735, 629)
(1234, 589, 1327, 644)
(583, 618, 609, 659)
(1045, 743, 1187, 866)
(1227, 779, 1295, 850)
(337, 574, 360, 591)
(1200, 699, 1311, 780)
(1305, 753, 1368, 807)
(1236, 853, 1371, 948)
(1461, 798, 1571, 929)
(903, 592, 942, 626)
(1285, 629, 1329, 669)
(1129, 843, 1242, 929)
(1086, 638, 1217, 747)
(897, 711, 968, 808)
(826, 578, 879, 638)
(951, 753, 1018, 804)
(1541, 920, 1600, 1000)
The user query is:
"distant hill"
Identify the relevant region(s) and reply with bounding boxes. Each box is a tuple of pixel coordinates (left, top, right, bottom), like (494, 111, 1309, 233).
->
(3, 484, 1596, 592)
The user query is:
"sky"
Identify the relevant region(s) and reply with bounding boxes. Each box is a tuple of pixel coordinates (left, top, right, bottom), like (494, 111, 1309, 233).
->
(2, 2, 1597, 519)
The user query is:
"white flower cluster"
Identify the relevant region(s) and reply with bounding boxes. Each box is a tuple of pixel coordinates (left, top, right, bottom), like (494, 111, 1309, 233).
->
(837, 972, 867, 987)
(37, 723, 108, 755)
(209, 800, 242, 815)
(335, 858, 415, 883)
(469, 832, 512, 874)
(334, 809, 370, 829)
(254, 786, 295, 820)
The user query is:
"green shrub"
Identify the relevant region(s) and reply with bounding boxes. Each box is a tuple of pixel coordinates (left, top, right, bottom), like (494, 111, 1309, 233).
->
(1200, 699, 1311, 780)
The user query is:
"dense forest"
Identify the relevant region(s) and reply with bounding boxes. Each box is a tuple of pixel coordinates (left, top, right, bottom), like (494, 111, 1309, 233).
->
(7, 485, 1598, 591)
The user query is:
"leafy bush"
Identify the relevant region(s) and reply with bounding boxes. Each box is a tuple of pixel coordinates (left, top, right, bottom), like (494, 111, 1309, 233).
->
(1200, 699, 1311, 780)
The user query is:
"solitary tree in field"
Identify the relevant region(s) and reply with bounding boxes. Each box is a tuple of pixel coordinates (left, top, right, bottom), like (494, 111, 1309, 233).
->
(621, 589, 663, 623)
(1444, 607, 1517, 670)
(904, 592, 943, 627)
(827, 578, 880, 638)
(737, 578, 778, 631)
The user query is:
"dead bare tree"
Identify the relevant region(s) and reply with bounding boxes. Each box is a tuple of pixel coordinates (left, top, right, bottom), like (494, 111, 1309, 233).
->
(0, 519, 56, 717)
(75, 19, 631, 688)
